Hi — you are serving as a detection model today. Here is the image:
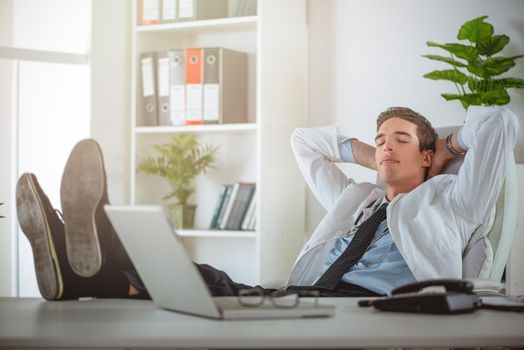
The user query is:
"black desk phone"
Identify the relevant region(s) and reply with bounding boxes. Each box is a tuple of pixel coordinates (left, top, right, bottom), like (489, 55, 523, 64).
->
(359, 279, 481, 314)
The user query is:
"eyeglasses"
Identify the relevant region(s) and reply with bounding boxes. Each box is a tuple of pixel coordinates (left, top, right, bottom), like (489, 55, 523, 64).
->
(237, 288, 320, 308)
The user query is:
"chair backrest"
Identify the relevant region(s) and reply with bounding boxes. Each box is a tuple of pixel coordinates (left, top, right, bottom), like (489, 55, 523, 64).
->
(431, 126, 517, 281)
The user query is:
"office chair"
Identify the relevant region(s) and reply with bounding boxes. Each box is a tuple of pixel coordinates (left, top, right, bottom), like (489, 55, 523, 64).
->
(434, 126, 518, 283)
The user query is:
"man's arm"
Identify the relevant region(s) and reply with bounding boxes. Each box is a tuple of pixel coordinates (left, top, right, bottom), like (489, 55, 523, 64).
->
(428, 127, 467, 178)
(449, 107, 519, 225)
(347, 139, 377, 171)
(291, 126, 379, 212)
(291, 126, 355, 211)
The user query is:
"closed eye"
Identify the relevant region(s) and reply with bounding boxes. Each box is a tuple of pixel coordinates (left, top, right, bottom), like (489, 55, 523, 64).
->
(376, 140, 408, 146)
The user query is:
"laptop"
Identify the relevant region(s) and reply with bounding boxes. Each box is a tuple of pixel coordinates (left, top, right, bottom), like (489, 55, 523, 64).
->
(104, 205, 335, 320)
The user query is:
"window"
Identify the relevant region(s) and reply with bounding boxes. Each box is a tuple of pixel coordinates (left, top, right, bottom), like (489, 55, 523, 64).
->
(0, 0, 91, 297)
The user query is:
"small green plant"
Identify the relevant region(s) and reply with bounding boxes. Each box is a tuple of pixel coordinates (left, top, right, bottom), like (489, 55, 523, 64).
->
(423, 16, 524, 109)
(0, 202, 4, 218)
(137, 133, 218, 205)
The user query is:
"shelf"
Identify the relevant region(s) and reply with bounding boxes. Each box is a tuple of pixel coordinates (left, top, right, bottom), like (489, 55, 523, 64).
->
(135, 123, 258, 134)
(130, 0, 308, 284)
(135, 16, 257, 35)
(177, 229, 257, 238)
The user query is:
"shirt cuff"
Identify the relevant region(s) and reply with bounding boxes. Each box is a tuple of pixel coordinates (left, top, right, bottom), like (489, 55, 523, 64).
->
(457, 126, 468, 150)
(337, 135, 356, 163)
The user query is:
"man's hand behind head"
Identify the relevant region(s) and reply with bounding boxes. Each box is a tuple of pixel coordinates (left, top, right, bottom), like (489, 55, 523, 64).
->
(427, 138, 455, 179)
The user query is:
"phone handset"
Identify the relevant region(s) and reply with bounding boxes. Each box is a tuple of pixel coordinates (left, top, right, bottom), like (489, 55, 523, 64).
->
(391, 279, 474, 295)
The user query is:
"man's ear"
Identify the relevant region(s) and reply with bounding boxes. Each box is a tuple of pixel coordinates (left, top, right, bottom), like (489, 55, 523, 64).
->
(422, 149, 433, 168)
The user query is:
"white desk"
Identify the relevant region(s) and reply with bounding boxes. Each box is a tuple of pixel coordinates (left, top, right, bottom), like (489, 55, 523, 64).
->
(0, 297, 523, 349)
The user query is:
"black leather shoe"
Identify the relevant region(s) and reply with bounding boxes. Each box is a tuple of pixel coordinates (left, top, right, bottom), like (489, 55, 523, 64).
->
(61, 139, 133, 277)
(16, 173, 66, 300)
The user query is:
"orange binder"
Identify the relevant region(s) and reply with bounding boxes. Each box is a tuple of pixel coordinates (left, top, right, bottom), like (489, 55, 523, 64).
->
(185, 48, 203, 125)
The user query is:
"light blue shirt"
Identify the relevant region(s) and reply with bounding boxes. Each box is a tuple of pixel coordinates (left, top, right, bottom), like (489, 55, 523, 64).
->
(323, 127, 468, 295)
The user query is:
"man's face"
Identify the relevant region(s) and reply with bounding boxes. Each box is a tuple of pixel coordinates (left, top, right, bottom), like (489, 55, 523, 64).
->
(375, 117, 433, 187)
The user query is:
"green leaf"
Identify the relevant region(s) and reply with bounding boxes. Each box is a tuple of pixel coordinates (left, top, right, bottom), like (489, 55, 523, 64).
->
(457, 16, 493, 43)
(465, 64, 487, 78)
(469, 55, 523, 77)
(480, 88, 510, 105)
(494, 77, 524, 89)
(441, 93, 483, 109)
(467, 76, 480, 92)
(424, 69, 468, 84)
(422, 55, 467, 68)
(441, 93, 463, 101)
(476, 35, 510, 56)
(442, 93, 481, 104)
(426, 41, 479, 62)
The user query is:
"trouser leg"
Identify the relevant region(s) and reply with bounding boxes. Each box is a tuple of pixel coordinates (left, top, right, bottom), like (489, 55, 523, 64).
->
(124, 263, 278, 299)
(196, 264, 279, 296)
(285, 282, 383, 297)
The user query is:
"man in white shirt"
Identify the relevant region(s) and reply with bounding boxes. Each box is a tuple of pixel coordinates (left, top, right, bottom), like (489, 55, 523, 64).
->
(287, 106, 518, 293)
(15, 106, 518, 300)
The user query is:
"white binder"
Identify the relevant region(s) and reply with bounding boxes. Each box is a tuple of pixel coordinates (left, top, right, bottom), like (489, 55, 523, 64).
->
(157, 51, 171, 125)
(160, 0, 177, 23)
(169, 49, 186, 126)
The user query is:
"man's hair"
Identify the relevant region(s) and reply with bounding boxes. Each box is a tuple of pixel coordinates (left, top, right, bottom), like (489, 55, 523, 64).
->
(376, 107, 438, 153)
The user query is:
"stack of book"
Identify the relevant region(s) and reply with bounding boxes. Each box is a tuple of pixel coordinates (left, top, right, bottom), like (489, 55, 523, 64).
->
(210, 182, 256, 231)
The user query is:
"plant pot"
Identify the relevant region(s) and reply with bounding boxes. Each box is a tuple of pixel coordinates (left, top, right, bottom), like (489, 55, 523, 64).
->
(167, 203, 197, 229)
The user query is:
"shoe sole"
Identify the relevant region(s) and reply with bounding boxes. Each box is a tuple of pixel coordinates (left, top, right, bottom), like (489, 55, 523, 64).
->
(16, 174, 63, 300)
(61, 140, 106, 277)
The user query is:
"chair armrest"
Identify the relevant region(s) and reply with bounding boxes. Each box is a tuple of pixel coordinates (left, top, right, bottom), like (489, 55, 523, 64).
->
(467, 278, 505, 295)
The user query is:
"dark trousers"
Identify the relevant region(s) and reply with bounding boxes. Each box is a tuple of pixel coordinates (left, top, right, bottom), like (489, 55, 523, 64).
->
(123, 263, 383, 299)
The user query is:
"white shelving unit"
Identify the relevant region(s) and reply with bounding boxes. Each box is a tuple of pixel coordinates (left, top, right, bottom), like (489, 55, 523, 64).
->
(130, 0, 307, 285)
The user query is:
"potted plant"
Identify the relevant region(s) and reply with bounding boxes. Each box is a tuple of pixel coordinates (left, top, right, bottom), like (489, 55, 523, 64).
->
(137, 133, 218, 229)
(423, 16, 524, 109)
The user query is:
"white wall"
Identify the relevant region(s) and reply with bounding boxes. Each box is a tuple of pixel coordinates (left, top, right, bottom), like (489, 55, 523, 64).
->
(0, 0, 15, 297)
(306, 0, 524, 234)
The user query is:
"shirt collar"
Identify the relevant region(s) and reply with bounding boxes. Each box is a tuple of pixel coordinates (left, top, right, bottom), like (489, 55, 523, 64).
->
(374, 195, 390, 210)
